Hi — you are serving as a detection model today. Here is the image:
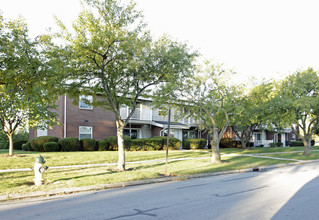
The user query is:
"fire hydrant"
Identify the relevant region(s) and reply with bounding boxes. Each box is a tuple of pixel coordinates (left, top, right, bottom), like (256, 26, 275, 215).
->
(33, 155, 48, 186)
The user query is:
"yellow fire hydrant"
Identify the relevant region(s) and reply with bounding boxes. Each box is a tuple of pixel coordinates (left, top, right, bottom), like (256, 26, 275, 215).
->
(33, 155, 48, 186)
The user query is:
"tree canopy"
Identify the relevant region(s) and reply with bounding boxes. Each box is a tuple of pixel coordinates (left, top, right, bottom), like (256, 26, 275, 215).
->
(0, 14, 61, 155)
(55, 0, 197, 170)
(272, 68, 319, 155)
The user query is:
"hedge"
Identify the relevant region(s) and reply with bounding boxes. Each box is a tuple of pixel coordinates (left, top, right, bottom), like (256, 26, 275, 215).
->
(287, 141, 303, 146)
(183, 138, 207, 150)
(13, 139, 28, 150)
(156, 136, 182, 150)
(121, 136, 181, 151)
(80, 138, 97, 151)
(220, 138, 236, 148)
(144, 137, 164, 151)
(130, 139, 144, 151)
(22, 141, 32, 151)
(43, 142, 60, 152)
(97, 140, 109, 151)
(104, 136, 131, 151)
(59, 137, 80, 151)
(30, 136, 59, 152)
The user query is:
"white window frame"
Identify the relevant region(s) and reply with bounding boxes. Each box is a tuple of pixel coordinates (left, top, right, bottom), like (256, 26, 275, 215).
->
(79, 126, 93, 140)
(124, 128, 141, 139)
(79, 95, 93, 110)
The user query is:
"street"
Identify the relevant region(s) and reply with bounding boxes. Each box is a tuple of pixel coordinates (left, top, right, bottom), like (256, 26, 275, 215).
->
(1, 162, 319, 220)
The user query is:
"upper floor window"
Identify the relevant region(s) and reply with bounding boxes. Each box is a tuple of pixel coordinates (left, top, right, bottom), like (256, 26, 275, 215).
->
(79, 95, 93, 110)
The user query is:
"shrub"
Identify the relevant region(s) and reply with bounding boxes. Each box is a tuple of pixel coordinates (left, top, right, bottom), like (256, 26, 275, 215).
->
(22, 141, 32, 151)
(80, 138, 97, 151)
(0, 132, 8, 149)
(59, 137, 80, 151)
(183, 138, 207, 150)
(13, 139, 28, 150)
(311, 140, 315, 146)
(30, 136, 59, 152)
(43, 142, 60, 152)
(269, 143, 277, 147)
(289, 141, 303, 146)
(130, 139, 144, 151)
(97, 140, 109, 151)
(143, 137, 164, 151)
(158, 137, 182, 150)
(220, 138, 236, 148)
(104, 136, 131, 151)
(276, 142, 283, 147)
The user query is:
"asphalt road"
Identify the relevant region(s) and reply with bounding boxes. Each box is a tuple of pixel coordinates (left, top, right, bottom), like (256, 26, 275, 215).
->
(1, 162, 319, 220)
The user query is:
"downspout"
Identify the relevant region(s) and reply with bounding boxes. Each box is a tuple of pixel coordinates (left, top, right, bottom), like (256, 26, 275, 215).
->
(64, 94, 67, 138)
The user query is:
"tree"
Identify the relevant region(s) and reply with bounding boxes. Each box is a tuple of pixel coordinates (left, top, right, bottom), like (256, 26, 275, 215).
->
(172, 61, 236, 163)
(231, 82, 273, 148)
(56, 0, 196, 170)
(273, 68, 319, 155)
(0, 15, 61, 156)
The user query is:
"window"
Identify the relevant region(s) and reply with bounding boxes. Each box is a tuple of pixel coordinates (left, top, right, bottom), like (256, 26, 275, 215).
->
(161, 129, 174, 137)
(254, 133, 261, 141)
(79, 95, 93, 110)
(124, 128, 140, 139)
(79, 126, 92, 139)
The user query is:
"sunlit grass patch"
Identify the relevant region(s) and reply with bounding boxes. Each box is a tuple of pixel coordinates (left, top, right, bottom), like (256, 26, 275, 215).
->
(0, 155, 293, 195)
(263, 151, 319, 161)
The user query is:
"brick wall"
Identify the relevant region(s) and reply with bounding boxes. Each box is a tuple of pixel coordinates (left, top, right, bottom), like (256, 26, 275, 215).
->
(65, 96, 117, 140)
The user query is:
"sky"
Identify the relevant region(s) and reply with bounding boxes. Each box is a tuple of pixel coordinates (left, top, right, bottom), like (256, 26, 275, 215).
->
(1, 0, 319, 82)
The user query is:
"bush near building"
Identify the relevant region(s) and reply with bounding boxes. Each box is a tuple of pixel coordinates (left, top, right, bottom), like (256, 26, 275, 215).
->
(183, 138, 207, 150)
(80, 138, 97, 151)
(43, 142, 60, 152)
(21, 135, 183, 152)
(30, 136, 59, 152)
(58, 137, 80, 152)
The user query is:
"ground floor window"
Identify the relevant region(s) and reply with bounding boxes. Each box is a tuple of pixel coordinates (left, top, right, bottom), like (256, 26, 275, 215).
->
(254, 133, 261, 141)
(161, 129, 174, 137)
(79, 126, 92, 139)
(124, 128, 140, 139)
(183, 130, 196, 139)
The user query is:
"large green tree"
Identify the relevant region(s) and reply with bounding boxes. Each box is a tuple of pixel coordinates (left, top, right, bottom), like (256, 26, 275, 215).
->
(273, 68, 319, 155)
(231, 82, 273, 148)
(56, 0, 196, 170)
(0, 15, 61, 156)
(171, 61, 236, 163)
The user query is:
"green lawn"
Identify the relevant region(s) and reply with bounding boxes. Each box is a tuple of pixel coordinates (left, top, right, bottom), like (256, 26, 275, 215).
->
(1, 146, 318, 196)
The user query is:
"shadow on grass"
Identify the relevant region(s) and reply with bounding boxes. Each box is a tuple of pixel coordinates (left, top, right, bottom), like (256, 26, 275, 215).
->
(55, 171, 111, 182)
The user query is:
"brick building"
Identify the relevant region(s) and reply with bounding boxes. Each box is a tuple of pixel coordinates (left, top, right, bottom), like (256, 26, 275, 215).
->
(30, 95, 297, 147)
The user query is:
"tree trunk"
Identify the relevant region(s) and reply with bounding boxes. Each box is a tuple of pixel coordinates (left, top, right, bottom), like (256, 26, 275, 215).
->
(7, 133, 14, 156)
(116, 120, 125, 171)
(241, 139, 247, 149)
(303, 138, 311, 156)
(211, 128, 222, 164)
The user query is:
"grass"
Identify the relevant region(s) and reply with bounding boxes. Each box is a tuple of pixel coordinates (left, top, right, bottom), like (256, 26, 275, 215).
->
(0, 150, 211, 170)
(0, 156, 292, 195)
(0, 146, 318, 196)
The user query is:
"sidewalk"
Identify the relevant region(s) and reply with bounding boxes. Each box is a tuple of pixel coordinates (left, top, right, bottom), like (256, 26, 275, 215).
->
(1, 151, 318, 202)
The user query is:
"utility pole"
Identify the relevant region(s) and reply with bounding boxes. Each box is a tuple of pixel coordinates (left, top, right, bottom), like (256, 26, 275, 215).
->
(165, 108, 171, 176)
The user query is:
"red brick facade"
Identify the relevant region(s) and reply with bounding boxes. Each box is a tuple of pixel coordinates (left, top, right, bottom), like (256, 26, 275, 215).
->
(30, 95, 117, 140)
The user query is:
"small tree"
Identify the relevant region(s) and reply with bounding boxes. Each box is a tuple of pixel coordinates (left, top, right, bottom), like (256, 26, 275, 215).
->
(56, 0, 196, 170)
(0, 15, 61, 156)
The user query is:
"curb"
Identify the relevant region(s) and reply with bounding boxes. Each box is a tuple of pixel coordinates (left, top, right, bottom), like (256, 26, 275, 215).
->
(2, 159, 319, 203)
